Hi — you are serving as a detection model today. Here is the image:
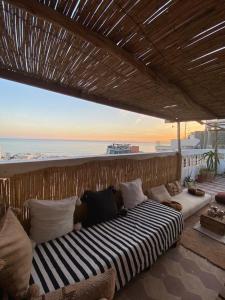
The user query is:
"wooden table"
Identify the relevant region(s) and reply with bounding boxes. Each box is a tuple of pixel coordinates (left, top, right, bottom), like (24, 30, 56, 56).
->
(200, 203, 225, 235)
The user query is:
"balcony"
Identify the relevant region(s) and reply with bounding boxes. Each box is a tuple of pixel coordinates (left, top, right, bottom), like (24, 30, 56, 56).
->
(1, 149, 225, 299)
(182, 149, 225, 183)
(1, 0, 225, 299)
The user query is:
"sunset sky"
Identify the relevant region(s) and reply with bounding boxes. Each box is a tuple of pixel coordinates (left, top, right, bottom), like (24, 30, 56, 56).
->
(0, 79, 204, 142)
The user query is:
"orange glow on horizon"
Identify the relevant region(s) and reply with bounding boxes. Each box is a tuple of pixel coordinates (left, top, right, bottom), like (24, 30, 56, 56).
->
(0, 121, 204, 142)
(0, 78, 205, 143)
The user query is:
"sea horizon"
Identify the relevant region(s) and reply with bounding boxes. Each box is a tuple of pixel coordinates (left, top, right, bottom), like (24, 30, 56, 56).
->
(0, 137, 165, 161)
(0, 137, 164, 143)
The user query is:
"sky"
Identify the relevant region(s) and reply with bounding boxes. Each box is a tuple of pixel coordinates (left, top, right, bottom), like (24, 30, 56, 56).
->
(0, 79, 203, 142)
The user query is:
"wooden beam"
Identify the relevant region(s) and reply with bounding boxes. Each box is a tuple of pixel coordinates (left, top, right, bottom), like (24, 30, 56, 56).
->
(0, 68, 168, 120)
(6, 0, 216, 119)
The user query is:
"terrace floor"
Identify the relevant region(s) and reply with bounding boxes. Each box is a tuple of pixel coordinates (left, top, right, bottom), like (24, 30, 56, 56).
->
(115, 177, 225, 300)
(196, 176, 225, 197)
(115, 246, 225, 300)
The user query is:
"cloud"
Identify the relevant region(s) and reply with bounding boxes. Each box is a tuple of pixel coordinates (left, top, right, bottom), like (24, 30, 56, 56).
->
(118, 109, 133, 117)
(135, 118, 142, 124)
(118, 110, 151, 126)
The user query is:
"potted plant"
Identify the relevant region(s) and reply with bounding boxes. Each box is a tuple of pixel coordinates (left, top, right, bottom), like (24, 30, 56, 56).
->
(197, 151, 220, 182)
(197, 168, 208, 182)
(183, 175, 195, 188)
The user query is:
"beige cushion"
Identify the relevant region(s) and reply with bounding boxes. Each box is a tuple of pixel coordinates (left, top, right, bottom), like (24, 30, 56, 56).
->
(120, 178, 147, 209)
(26, 197, 77, 244)
(33, 268, 116, 300)
(0, 208, 33, 299)
(147, 184, 172, 203)
(172, 189, 211, 220)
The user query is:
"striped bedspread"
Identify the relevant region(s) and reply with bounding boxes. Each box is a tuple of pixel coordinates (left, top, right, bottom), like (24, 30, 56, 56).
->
(30, 200, 183, 294)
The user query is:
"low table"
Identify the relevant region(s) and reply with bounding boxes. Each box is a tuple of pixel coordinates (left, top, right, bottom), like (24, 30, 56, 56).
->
(200, 203, 225, 236)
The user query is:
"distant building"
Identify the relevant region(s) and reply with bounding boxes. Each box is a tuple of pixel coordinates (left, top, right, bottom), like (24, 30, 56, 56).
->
(155, 135, 200, 151)
(191, 120, 225, 149)
(171, 135, 200, 150)
(191, 131, 207, 149)
(0, 146, 5, 160)
(130, 145, 140, 153)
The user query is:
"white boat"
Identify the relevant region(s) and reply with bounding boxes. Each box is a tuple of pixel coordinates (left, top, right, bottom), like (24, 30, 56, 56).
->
(106, 144, 140, 155)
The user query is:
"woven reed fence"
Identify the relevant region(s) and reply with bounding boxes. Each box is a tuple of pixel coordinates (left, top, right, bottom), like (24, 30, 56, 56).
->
(0, 153, 180, 229)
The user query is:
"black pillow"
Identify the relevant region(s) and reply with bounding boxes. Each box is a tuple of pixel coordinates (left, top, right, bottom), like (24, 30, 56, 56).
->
(81, 187, 118, 227)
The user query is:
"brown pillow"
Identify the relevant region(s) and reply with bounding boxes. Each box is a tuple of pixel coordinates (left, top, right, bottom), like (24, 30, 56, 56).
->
(33, 268, 116, 300)
(0, 208, 33, 299)
(188, 188, 205, 197)
(161, 200, 182, 212)
(166, 181, 182, 196)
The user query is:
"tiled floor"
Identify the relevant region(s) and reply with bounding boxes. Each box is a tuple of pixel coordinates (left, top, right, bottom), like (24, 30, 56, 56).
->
(115, 177, 225, 300)
(115, 246, 225, 300)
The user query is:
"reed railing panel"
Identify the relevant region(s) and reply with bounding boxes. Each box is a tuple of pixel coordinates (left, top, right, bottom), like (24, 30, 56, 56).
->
(0, 153, 180, 229)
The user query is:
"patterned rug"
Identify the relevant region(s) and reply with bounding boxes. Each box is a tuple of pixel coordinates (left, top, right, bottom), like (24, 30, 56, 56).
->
(181, 225, 225, 270)
(194, 222, 225, 245)
(115, 246, 225, 300)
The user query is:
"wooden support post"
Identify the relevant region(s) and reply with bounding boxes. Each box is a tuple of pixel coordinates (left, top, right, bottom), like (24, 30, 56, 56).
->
(177, 122, 182, 181)
(177, 122, 181, 155)
(215, 124, 218, 175)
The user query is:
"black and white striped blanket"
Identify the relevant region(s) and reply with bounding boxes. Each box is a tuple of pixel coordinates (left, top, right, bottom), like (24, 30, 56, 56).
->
(30, 200, 183, 294)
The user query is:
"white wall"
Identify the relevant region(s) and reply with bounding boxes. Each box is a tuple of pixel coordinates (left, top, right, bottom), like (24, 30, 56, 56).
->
(181, 149, 225, 183)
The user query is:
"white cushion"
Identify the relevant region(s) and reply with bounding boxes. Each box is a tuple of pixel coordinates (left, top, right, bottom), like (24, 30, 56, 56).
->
(148, 184, 172, 203)
(172, 189, 212, 220)
(120, 178, 147, 209)
(27, 197, 77, 243)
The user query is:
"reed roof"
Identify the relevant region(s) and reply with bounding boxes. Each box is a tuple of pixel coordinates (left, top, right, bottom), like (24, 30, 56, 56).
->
(1, 0, 225, 121)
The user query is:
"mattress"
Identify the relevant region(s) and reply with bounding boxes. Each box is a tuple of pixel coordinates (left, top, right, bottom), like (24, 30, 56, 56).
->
(172, 189, 212, 219)
(30, 200, 183, 294)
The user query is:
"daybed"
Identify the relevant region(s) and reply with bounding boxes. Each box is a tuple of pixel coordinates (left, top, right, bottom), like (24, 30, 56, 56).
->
(171, 189, 212, 220)
(149, 183, 212, 221)
(30, 200, 183, 295)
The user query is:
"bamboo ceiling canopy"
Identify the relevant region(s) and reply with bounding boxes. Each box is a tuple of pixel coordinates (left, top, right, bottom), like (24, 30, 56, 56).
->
(1, 0, 225, 121)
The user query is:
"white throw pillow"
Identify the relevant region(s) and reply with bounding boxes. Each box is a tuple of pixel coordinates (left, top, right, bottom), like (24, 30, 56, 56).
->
(147, 185, 172, 203)
(26, 197, 77, 244)
(120, 178, 147, 209)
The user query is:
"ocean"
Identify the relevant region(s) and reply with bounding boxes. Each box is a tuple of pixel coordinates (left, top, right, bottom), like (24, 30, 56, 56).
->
(0, 138, 157, 160)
